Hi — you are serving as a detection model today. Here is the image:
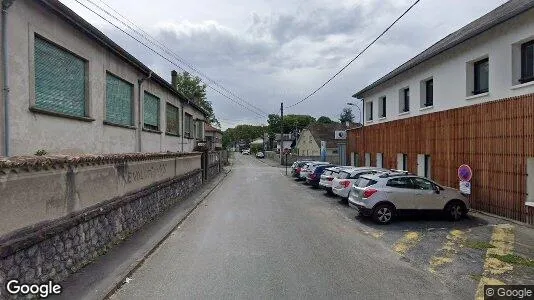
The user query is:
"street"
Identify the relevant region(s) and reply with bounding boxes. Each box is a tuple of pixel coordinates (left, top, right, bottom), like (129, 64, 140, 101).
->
(111, 154, 534, 299)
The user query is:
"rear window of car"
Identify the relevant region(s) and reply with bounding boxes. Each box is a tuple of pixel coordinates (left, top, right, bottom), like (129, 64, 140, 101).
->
(355, 177, 377, 187)
(323, 170, 332, 176)
(338, 171, 350, 179)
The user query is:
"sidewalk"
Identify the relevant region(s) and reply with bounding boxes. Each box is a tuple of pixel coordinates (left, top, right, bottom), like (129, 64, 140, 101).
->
(53, 167, 232, 300)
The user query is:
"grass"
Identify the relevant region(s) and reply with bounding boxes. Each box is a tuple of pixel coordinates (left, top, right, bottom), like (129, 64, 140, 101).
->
(464, 240, 495, 250)
(490, 254, 534, 267)
(469, 274, 483, 281)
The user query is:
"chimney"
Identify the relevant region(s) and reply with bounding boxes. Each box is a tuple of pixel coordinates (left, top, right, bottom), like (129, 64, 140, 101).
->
(171, 70, 178, 88)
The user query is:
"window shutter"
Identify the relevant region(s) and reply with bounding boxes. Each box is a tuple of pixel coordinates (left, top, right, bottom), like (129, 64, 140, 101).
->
(166, 104, 179, 134)
(106, 73, 133, 125)
(143, 92, 159, 128)
(34, 36, 86, 117)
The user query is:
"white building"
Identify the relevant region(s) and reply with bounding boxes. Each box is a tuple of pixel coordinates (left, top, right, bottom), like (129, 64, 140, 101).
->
(356, 0, 534, 124)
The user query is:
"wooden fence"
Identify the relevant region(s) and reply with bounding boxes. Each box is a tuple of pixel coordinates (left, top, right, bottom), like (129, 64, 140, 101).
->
(347, 93, 534, 224)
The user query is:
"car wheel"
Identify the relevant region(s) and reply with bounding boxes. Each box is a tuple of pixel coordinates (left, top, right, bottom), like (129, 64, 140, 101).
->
(372, 204, 395, 224)
(445, 201, 465, 221)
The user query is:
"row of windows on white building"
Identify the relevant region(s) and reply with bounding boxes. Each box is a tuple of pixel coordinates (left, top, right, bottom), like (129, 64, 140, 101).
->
(364, 39, 534, 121)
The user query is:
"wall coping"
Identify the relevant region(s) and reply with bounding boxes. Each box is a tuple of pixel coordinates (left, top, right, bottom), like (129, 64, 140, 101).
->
(0, 152, 201, 174)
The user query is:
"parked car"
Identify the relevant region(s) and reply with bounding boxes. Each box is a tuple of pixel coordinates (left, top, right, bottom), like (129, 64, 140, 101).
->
(242, 149, 251, 155)
(348, 171, 470, 224)
(256, 152, 265, 158)
(319, 166, 354, 194)
(331, 167, 387, 201)
(299, 162, 330, 181)
(291, 160, 312, 177)
(306, 164, 337, 187)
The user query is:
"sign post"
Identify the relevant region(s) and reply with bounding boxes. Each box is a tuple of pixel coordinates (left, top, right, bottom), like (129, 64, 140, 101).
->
(320, 141, 327, 162)
(458, 164, 472, 195)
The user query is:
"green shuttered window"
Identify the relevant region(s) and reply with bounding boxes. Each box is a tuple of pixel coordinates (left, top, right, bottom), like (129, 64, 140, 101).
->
(166, 104, 179, 135)
(143, 92, 160, 131)
(106, 73, 133, 126)
(34, 36, 86, 117)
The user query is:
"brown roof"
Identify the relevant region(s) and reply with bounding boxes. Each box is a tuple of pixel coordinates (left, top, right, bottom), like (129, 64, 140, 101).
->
(205, 124, 222, 134)
(304, 123, 352, 149)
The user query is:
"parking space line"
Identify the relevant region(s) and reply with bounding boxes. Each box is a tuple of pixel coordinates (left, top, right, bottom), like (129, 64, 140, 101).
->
(474, 224, 515, 300)
(428, 229, 467, 273)
(393, 231, 422, 256)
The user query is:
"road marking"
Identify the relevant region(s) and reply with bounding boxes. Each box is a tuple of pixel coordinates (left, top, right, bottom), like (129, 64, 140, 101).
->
(474, 224, 515, 300)
(428, 229, 467, 273)
(393, 231, 422, 256)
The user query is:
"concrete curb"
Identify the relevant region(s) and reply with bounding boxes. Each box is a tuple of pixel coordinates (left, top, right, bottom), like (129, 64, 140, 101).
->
(470, 209, 534, 229)
(104, 168, 232, 299)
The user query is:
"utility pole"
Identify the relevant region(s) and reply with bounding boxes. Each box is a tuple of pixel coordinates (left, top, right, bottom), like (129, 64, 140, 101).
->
(280, 102, 284, 167)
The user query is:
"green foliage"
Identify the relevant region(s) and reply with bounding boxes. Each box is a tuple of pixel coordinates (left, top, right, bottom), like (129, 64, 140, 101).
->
(173, 71, 220, 127)
(489, 254, 534, 267)
(464, 240, 495, 250)
(316, 116, 336, 124)
(250, 144, 263, 153)
(267, 114, 315, 135)
(35, 149, 48, 156)
(339, 107, 355, 123)
(222, 124, 267, 148)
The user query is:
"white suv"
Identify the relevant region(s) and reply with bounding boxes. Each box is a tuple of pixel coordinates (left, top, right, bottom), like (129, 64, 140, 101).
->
(348, 172, 469, 224)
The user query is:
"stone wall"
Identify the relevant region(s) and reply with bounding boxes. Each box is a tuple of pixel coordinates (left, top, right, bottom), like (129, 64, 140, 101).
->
(0, 152, 204, 298)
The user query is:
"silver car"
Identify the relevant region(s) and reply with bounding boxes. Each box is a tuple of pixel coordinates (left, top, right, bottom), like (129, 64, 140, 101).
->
(319, 166, 355, 194)
(348, 171, 470, 224)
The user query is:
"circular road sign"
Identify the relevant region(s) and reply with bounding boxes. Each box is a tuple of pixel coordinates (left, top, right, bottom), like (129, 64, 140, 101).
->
(458, 164, 472, 182)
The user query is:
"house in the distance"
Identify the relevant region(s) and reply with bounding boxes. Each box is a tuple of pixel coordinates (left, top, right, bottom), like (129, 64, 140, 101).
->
(204, 124, 222, 150)
(295, 123, 353, 156)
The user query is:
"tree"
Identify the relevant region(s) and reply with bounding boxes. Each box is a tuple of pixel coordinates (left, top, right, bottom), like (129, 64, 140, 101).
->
(267, 114, 315, 135)
(173, 71, 220, 127)
(316, 116, 336, 124)
(222, 124, 267, 148)
(339, 107, 355, 123)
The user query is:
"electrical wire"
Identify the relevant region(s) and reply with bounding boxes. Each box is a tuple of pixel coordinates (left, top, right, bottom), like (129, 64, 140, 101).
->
(71, 0, 268, 118)
(287, 0, 421, 108)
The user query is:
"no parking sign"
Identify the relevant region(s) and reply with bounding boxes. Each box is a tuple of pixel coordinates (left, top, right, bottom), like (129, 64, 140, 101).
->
(458, 164, 472, 195)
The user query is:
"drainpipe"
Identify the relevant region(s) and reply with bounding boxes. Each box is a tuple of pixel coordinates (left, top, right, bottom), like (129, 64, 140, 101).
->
(1, 0, 14, 157)
(137, 71, 152, 152)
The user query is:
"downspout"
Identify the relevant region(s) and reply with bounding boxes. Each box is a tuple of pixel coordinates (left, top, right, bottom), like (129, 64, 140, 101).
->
(2, 0, 14, 157)
(137, 71, 152, 152)
(181, 103, 184, 152)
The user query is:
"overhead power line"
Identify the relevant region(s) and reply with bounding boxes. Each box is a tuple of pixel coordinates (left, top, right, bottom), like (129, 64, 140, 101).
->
(92, 0, 270, 117)
(72, 0, 268, 118)
(287, 0, 421, 109)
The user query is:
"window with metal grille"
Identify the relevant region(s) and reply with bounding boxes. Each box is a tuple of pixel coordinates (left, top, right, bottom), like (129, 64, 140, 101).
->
(184, 113, 193, 138)
(105, 73, 133, 126)
(143, 92, 160, 131)
(521, 40, 534, 83)
(166, 103, 179, 135)
(473, 58, 489, 94)
(34, 36, 86, 117)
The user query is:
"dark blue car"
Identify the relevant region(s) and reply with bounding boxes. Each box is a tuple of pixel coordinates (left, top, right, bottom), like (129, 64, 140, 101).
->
(306, 164, 336, 187)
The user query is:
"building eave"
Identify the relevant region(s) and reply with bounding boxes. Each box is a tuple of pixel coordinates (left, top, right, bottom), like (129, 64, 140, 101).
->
(38, 0, 209, 117)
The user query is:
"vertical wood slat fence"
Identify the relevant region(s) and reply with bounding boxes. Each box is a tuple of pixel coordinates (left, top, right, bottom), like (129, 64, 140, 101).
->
(347, 93, 534, 225)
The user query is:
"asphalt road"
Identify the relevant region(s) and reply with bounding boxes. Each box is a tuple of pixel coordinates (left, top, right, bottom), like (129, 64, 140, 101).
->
(110, 154, 467, 299)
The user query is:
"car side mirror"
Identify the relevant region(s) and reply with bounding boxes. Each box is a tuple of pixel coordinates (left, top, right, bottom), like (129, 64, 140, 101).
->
(434, 186, 440, 194)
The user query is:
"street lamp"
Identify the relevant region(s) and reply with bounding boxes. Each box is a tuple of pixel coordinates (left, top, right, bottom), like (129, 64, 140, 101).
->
(346, 102, 363, 126)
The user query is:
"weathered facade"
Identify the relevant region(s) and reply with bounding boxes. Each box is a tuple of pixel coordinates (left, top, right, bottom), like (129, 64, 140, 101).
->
(348, 0, 534, 224)
(0, 0, 207, 157)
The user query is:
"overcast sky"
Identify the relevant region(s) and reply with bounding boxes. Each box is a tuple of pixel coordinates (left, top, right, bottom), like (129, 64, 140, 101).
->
(60, 0, 507, 129)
